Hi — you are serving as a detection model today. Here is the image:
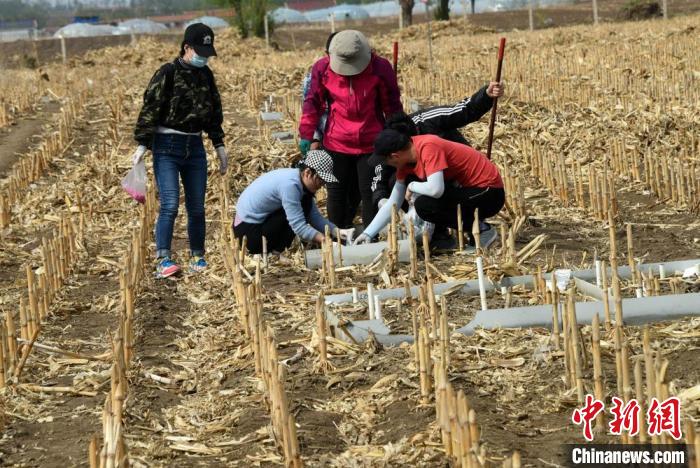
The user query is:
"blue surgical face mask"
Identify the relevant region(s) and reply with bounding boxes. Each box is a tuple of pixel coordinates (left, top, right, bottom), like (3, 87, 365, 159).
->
(190, 53, 208, 68)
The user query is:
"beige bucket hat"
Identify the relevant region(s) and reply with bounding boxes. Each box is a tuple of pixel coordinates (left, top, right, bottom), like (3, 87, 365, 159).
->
(328, 30, 371, 76)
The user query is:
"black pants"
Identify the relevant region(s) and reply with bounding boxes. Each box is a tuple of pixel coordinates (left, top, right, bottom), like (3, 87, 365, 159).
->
(233, 196, 313, 254)
(414, 186, 505, 233)
(326, 151, 376, 229)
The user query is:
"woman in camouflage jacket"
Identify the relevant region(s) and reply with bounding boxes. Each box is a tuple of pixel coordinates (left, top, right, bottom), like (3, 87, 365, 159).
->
(130, 23, 227, 278)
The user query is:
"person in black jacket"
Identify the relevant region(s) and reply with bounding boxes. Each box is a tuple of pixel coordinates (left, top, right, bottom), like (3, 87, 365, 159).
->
(130, 23, 227, 278)
(370, 82, 503, 248)
(371, 82, 503, 207)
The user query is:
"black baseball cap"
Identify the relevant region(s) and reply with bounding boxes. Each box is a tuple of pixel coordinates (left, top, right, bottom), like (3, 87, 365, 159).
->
(183, 23, 217, 57)
(368, 128, 411, 167)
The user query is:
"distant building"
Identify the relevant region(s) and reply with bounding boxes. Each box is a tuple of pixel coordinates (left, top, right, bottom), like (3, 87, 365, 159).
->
(22, 0, 133, 7)
(286, 0, 336, 11)
(0, 19, 38, 43)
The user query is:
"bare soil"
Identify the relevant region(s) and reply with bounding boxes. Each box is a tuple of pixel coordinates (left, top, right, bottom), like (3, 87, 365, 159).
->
(0, 100, 59, 177)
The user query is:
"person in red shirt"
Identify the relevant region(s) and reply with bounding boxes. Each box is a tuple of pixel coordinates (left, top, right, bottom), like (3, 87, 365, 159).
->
(355, 130, 505, 249)
(298, 30, 402, 229)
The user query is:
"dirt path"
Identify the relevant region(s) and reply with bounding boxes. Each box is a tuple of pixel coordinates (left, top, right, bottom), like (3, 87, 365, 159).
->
(0, 91, 139, 467)
(0, 100, 59, 178)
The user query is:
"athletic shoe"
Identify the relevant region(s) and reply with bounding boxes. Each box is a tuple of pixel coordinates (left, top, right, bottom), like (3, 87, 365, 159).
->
(156, 257, 180, 278)
(479, 223, 498, 249)
(189, 256, 208, 273)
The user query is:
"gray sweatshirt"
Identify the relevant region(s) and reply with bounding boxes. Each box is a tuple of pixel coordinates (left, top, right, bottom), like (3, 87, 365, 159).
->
(235, 168, 335, 241)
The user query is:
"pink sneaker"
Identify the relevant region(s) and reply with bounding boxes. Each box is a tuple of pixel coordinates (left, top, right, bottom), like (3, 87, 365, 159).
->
(156, 257, 180, 278)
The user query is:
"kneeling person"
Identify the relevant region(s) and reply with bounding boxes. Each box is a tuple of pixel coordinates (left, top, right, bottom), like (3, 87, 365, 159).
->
(355, 130, 504, 248)
(234, 150, 353, 254)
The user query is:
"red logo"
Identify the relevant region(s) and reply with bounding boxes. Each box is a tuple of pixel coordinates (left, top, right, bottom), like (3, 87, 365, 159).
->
(572, 395, 683, 441)
(647, 397, 682, 440)
(572, 394, 605, 441)
(609, 397, 640, 437)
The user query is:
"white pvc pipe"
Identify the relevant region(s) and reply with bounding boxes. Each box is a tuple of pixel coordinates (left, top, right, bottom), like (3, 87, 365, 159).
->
(367, 283, 375, 320)
(305, 240, 411, 269)
(374, 297, 382, 322)
(659, 265, 666, 279)
(325, 258, 700, 305)
(338, 293, 700, 346)
(476, 256, 487, 311)
(352, 287, 358, 304)
(595, 260, 602, 288)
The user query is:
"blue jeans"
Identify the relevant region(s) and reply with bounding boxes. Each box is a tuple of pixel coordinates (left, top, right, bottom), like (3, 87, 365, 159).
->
(152, 133, 208, 259)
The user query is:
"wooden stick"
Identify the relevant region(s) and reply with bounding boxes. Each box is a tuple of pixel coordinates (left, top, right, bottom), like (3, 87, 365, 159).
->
(427, 276, 438, 339)
(0, 328, 6, 388)
(486, 38, 506, 160)
(472, 209, 481, 253)
(315, 293, 328, 370)
(591, 313, 605, 430)
(419, 327, 431, 405)
(412, 304, 420, 373)
(422, 230, 431, 280)
(551, 285, 560, 349)
(6, 311, 17, 369)
(335, 227, 343, 267)
(439, 296, 450, 369)
(26, 265, 40, 336)
(457, 390, 472, 468)
(634, 359, 647, 443)
(567, 290, 584, 403)
(409, 222, 418, 280)
(14, 327, 41, 380)
(457, 204, 464, 251)
(468, 409, 479, 450)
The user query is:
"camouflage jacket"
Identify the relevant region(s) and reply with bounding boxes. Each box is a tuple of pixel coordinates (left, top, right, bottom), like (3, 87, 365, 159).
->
(134, 58, 224, 149)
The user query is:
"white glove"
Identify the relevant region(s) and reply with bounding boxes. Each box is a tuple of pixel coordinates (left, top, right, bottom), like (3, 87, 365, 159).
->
(131, 145, 147, 166)
(337, 227, 355, 244)
(216, 146, 228, 175)
(377, 198, 388, 209)
(406, 188, 418, 205)
(354, 233, 371, 245)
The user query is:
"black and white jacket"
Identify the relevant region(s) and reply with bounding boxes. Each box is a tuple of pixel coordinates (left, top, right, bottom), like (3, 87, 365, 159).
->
(371, 85, 493, 206)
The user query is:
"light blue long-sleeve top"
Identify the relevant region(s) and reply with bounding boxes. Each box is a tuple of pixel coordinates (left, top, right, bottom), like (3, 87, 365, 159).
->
(235, 168, 336, 241)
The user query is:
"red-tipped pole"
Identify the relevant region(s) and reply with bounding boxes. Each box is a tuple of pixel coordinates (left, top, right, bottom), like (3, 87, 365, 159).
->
(392, 41, 399, 74)
(486, 37, 506, 160)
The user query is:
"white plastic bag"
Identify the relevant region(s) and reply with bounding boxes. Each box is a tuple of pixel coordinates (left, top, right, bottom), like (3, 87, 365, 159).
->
(121, 160, 146, 204)
(404, 205, 435, 241)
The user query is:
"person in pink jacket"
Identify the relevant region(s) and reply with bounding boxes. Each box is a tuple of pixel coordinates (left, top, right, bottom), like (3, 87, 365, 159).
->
(299, 30, 402, 230)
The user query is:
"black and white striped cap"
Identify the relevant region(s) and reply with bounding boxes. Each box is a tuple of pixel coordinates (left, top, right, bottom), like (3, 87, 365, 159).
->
(301, 150, 338, 184)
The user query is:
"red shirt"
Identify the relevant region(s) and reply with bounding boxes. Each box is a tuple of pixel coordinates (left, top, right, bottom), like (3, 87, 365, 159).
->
(397, 135, 504, 189)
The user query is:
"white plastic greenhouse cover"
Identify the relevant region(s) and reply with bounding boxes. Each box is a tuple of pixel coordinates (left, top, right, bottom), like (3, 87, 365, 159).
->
(184, 16, 230, 30)
(362, 1, 401, 17)
(300, 0, 576, 21)
(306, 4, 371, 22)
(271, 7, 309, 24)
(304, 6, 335, 22)
(117, 18, 168, 34)
(331, 4, 371, 20)
(54, 23, 121, 38)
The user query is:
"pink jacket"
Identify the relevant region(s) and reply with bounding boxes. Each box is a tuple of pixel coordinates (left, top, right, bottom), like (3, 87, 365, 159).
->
(299, 54, 402, 155)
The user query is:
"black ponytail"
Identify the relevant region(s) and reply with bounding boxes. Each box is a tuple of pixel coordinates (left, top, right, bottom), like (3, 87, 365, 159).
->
(385, 112, 418, 137)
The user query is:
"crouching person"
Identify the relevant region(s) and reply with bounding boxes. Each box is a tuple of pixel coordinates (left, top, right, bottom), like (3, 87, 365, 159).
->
(234, 150, 354, 254)
(355, 130, 505, 249)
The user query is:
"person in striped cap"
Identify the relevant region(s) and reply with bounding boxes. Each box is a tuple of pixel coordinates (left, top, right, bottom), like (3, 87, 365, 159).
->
(233, 150, 355, 254)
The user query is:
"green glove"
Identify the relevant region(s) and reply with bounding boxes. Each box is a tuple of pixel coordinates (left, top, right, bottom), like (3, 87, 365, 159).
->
(299, 139, 311, 156)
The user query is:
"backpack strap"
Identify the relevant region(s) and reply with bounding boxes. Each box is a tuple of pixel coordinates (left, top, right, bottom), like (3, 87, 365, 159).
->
(158, 62, 177, 123)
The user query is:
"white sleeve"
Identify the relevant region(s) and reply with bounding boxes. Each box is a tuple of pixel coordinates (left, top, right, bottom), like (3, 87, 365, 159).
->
(363, 181, 407, 239)
(407, 171, 445, 198)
